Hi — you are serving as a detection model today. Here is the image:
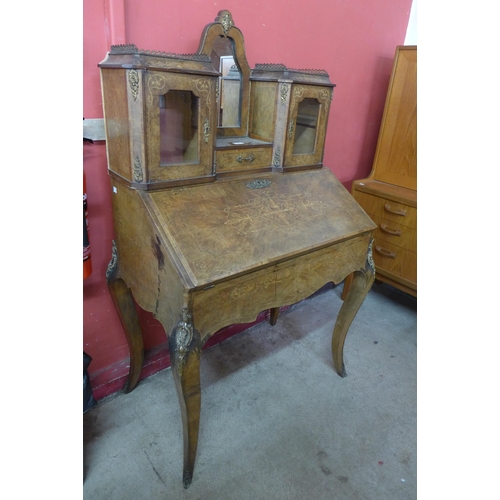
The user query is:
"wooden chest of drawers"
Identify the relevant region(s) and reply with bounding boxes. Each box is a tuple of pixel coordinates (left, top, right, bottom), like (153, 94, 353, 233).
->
(353, 188, 416, 294)
(346, 46, 417, 297)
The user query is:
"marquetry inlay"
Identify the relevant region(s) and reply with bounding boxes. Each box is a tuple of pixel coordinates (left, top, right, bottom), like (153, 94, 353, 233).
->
(223, 192, 327, 236)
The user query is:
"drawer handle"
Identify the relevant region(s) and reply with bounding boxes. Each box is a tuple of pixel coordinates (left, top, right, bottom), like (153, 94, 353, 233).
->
(237, 155, 255, 163)
(375, 245, 397, 258)
(384, 203, 406, 216)
(380, 223, 402, 236)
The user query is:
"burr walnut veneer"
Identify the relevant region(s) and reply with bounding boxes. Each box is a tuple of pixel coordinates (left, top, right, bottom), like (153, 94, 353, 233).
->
(99, 10, 377, 488)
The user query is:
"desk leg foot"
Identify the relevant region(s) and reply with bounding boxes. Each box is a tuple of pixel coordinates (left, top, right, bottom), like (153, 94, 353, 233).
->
(332, 241, 375, 377)
(269, 307, 280, 326)
(106, 243, 144, 394)
(169, 309, 202, 489)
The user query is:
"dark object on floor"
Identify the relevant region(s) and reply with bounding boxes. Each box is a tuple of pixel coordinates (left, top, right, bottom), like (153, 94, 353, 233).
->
(84, 352, 96, 413)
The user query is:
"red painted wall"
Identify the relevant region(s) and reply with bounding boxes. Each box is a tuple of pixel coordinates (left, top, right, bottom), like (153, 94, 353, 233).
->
(83, 0, 413, 399)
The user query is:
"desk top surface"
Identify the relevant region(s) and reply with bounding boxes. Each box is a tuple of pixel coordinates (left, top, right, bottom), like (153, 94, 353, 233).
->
(144, 168, 376, 288)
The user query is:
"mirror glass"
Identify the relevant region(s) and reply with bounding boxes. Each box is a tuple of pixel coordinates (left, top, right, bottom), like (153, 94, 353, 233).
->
(210, 36, 242, 128)
(159, 90, 199, 165)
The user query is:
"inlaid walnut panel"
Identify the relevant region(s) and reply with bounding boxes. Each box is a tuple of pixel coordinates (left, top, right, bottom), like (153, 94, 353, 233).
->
(192, 234, 371, 340)
(249, 81, 278, 142)
(100, 68, 132, 181)
(110, 178, 188, 335)
(144, 168, 375, 288)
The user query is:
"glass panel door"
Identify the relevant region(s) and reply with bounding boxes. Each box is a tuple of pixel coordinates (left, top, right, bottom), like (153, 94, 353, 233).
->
(159, 90, 199, 165)
(284, 85, 331, 169)
(292, 98, 320, 155)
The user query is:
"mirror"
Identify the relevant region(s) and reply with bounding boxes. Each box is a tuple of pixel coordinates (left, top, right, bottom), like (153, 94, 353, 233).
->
(219, 57, 241, 127)
(209, 36, 242, 128)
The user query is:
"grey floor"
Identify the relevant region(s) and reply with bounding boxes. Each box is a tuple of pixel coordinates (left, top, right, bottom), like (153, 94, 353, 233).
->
(83, 282, 417, 500)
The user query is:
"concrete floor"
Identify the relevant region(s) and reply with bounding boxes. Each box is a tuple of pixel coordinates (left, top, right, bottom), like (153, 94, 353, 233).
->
(83, 282, 417, 500)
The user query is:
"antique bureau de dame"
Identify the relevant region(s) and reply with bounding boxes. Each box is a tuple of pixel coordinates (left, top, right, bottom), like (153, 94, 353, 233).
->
(99, 10, 377, 488)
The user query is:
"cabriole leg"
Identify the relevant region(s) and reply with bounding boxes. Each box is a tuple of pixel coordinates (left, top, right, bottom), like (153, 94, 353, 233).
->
(106, 241, 144, 393)
(341, 273, 354, 300)
(169, 308, 202, 489)
(332, 240, 375, 377)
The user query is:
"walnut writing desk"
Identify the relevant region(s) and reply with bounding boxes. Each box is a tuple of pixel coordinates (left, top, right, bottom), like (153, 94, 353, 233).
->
(100, 10, 376, 488)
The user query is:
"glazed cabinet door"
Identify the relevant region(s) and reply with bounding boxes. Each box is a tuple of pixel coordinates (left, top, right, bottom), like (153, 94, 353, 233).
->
(144, 71, 217, 183)
(284, 85, 332, 169)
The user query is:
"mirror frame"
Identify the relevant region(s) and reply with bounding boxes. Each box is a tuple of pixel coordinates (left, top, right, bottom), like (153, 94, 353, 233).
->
(197, 10, 250, 138)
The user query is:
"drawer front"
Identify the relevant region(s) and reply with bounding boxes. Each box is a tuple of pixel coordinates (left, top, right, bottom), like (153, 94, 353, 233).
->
(371, 214, 416, 252)
(216, 147, 273, 172)
(192, 234, 372, 340)
(354, 191, 416, 229)
(372, 238, 416, 284)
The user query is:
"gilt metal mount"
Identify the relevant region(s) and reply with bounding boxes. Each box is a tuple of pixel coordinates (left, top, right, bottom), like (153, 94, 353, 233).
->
(246, 179, 271, 189)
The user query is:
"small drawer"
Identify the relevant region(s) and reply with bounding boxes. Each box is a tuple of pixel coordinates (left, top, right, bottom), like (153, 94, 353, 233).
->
(371, 214, 417, 252)
(216, 147, 273, 172)
(372, 238, 417, 284)
(353, 191, 416, 229)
